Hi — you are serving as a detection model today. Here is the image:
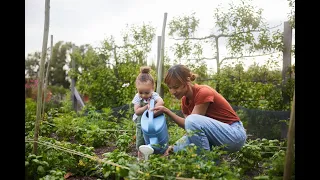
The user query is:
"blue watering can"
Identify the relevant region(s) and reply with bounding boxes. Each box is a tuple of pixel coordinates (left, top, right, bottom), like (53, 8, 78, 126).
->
(140, 99, 169, 155)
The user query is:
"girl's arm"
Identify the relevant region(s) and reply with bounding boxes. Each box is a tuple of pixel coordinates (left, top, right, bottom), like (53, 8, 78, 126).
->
(134, 103, 148, 116)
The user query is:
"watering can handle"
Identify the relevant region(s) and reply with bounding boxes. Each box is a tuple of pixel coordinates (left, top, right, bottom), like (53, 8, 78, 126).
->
(148, 99, 155, 132)
(149, 98, 155, 109)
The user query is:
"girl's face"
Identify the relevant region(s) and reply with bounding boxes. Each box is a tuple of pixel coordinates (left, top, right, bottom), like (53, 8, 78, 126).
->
(136, 82, 154, 100)
(166, 79, 188, 100)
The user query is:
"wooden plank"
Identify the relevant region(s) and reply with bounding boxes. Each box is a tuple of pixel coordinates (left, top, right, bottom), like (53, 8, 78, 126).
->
(74, 88, 85, 108)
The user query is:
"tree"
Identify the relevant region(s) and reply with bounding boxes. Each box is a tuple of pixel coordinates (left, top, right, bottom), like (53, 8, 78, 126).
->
(25, 41, 74, 93)
(287, 0, 295, 29)
(25, 52, 42, 79)
(98, 23, 156, 66)
(168, 0, 283, 91)
(48, 41, 73, 88)
(287, 0, 295, 56)
(75, 23, 157, 108)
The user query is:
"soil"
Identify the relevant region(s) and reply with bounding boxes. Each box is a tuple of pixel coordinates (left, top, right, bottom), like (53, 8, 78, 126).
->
(94, 145, 118, 159)
(66, 141, 138, 179)
(94, 143, 138, 159)
(67, 177, 98, 180)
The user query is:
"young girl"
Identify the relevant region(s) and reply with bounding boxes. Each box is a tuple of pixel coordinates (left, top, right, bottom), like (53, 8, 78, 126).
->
(131, 66, 164, 159)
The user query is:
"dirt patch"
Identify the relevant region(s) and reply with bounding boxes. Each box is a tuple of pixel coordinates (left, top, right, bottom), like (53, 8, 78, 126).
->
(65, 144, 139, 179)
(94, 145, 117, 159)
(94, 143, 138, 159)
(67, 177, 98, 180)
(127, 143, 138, 157)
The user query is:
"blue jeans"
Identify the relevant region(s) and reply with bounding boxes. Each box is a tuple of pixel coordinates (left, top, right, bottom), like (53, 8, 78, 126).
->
(173, 114, 247, 153)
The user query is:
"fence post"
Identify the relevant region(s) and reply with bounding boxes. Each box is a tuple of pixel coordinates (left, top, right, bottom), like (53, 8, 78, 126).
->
(71, 46, 77, 112)
(283, 89, 295, 180)
(42, 34, 53, 117)
(282, 21, 292, 105)
(156, 13, 167, 98)
(156, 36, 164, 97)
(33, 0, 50, 155)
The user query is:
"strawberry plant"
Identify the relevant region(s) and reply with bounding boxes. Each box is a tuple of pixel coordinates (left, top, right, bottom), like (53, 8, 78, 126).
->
(102, 150, 136, 179)
(25, 154, 50, 180)
(25, 86, 294, 180)
(229, 141, 263, 176)
(25, 136, 100, 178)
(255, 150, 295, 180)
(78, 125, 109, 147)
(38, 169, 66, 180)
(116, 132, 132, 152)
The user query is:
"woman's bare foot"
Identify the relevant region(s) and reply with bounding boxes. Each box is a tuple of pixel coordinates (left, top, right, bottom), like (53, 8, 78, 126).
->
(137, 151, 142, 159)
(162, 145, 174, 157)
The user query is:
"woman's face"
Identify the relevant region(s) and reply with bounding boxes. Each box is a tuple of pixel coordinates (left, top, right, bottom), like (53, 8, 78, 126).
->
(136, 82, 154, 100)
(166, 79, 187, 100)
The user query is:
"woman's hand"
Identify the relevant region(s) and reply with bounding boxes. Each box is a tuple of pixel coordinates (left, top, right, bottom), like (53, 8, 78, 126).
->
(150, 105, 168, 115)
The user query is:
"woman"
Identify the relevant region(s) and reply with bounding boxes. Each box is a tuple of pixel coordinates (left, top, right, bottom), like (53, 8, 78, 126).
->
(151, 64, 247, 155)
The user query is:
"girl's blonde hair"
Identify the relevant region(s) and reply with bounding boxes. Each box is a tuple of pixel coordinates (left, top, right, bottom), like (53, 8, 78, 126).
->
(135, 66, 155, 87)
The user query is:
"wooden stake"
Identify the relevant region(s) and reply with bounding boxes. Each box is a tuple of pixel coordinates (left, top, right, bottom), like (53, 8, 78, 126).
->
(33, 0, 50, 155)
(42, 35, 53, 118)
(283, 88, 295, 180)
(156, 13, 167, 98)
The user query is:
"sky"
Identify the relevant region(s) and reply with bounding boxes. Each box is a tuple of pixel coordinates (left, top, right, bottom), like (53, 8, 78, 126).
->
(25, 0, 294, 73)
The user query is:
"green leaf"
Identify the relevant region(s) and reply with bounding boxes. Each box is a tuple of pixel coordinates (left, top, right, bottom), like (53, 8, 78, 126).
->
(104, 171, 111, 178)
(254, 175, 269, 179)
(32, 159, 40, 164)
(37, 165, 45, 175)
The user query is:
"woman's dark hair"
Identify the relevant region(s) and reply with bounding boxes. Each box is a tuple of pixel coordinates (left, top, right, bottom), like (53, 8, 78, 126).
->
(164, 64, 197, 85)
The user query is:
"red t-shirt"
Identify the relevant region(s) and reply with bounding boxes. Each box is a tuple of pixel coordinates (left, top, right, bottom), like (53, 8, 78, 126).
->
(181, 84, 239, 124)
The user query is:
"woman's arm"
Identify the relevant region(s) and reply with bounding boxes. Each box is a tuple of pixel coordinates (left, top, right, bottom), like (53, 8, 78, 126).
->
(167, 102, 210, 128)
(191, 102, 210, 115)
(153, 98, 164, 117)
(151, 106, 186, 129)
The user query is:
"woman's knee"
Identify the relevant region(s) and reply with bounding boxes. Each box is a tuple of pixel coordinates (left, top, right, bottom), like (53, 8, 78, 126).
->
(185, 114, 202, 130)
